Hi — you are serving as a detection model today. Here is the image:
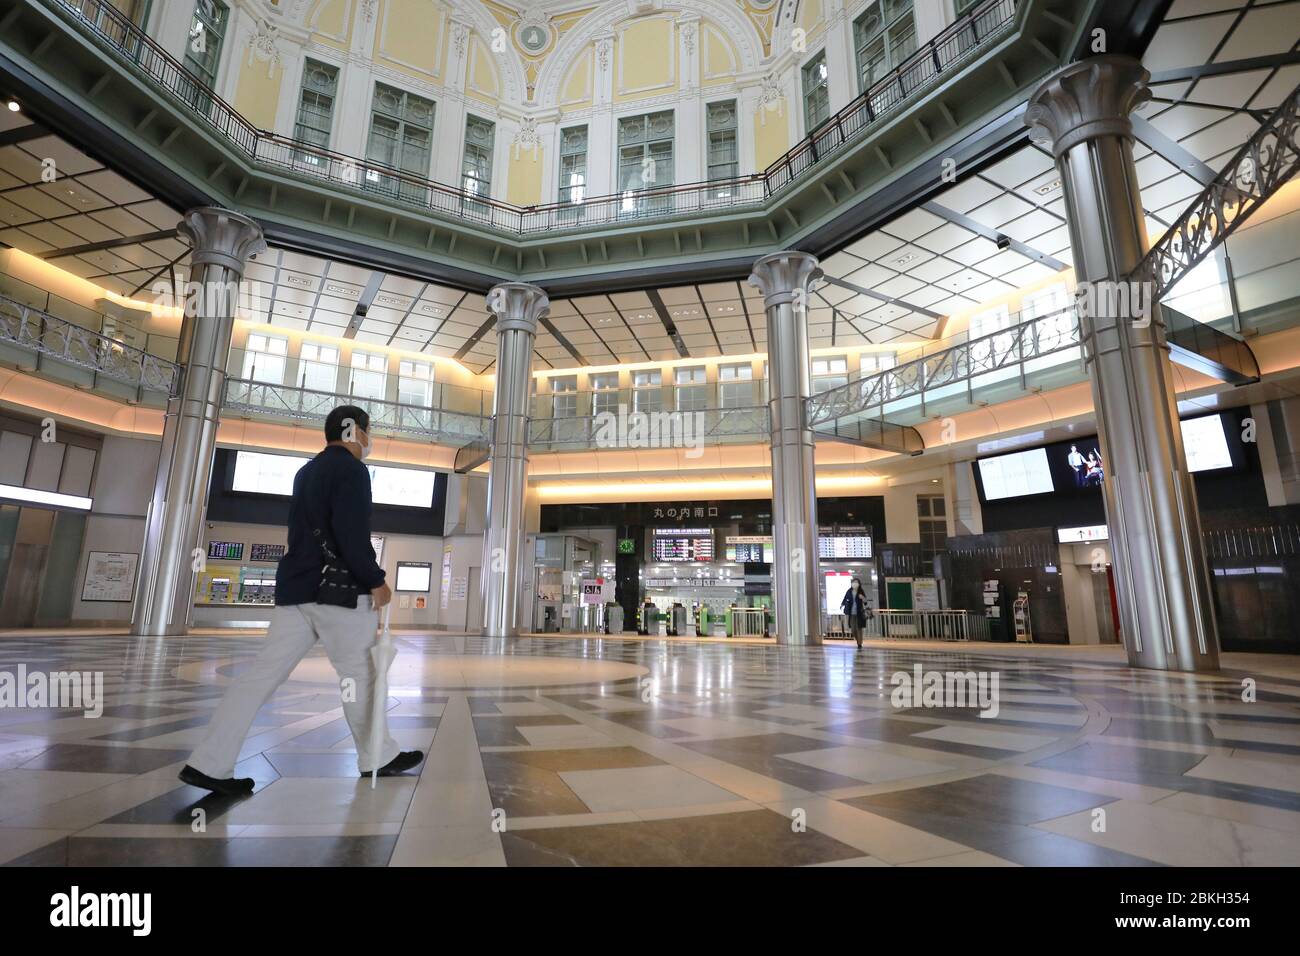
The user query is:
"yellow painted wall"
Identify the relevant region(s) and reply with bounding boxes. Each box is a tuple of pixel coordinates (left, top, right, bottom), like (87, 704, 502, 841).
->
(373, 0, 445, 78)
(754, 101, 789, 170)
(560, 47, 593, 108)
(797, 0, 825, 32)
(613, 17, 677, 102)
(310, 0, 353, 50)
(233, 57, 284, 130)
(465, 36, 501, 104)
(702, 25, 738, 88)
(506, 146, 544, 207)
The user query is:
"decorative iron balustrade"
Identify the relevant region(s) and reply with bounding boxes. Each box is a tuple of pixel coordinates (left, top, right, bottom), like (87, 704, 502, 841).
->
(47, 0, 1018, 237)
(528, 405, 771, 449)
(223, 378, 492, 445)
(766, 0, 1018, 194)
(1131, 80, 1300, 301)
(0, 291, 180, 394)
(807, 306, 1082, 426)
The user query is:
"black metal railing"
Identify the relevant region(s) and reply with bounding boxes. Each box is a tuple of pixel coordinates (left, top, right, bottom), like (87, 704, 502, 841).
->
(46, 0, 1019, 236)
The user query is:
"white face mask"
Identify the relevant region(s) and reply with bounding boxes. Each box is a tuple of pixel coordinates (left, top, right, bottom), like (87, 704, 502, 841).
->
(358, 432, 373, 460)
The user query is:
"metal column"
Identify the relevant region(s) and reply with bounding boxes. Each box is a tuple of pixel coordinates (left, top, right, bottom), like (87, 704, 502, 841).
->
(133, 207, 266, 636)
(749, 252, 823, 646)
(1025, 55, 1220, 671)
(481, 282, 548, 638)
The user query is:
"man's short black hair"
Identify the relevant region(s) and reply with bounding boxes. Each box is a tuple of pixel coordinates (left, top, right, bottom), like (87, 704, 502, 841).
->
(324, 405, 370, 442)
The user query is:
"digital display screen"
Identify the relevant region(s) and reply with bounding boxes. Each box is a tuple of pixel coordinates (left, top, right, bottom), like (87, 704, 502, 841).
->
(1182, 414, 1233, 472)
(725, 536, 773, 563)
(207, 540, 244, 561)
(652, 528, 714, 562)
(249, 543, 285, 563)
(394, 562, 432, 592)
(977, 413, 1237, 503)
(231, 451, 435, 508)
(977, 448, 1056, 500)
(818, 535, 874, 559)
(727, 543, 772, 563)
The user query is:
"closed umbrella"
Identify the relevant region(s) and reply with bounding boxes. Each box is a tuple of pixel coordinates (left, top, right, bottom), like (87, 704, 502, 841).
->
(368, 603, 396, 789)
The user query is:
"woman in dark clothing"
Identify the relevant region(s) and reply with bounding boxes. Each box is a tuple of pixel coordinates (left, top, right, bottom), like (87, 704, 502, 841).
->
(840, 578, 869, 649)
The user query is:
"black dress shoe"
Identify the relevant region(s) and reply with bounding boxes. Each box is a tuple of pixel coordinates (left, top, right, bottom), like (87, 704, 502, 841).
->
(363, 750, 424, 778)
(179, 764, 255, 796)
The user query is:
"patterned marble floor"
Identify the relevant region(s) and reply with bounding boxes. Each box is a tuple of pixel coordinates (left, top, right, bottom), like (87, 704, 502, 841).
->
(3, 632, 1300, 866)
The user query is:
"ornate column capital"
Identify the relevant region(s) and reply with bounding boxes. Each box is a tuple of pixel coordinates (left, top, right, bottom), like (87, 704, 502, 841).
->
(487, 282, 550, 335)
(1024, 55, 1152, 159)
(177, 207, 267, 277)
(748, 251, 822, 307)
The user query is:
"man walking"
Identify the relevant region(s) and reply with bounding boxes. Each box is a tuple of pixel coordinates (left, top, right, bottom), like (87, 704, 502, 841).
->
(180, 406, 423, 795)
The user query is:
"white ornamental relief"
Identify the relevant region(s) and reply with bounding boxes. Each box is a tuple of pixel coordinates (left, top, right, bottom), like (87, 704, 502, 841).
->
(247, 21, 282, 78)
(681, 23, 697, 56)
(595, 38, 613, 73)
(512, 118, 541, 160)
(451, 23, 470, 59)
(360, 0, 378, 25)
(758, 73, 784, 124)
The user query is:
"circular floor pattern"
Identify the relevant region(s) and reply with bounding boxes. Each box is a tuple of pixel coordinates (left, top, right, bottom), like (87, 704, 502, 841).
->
(277, 651, 648, 690)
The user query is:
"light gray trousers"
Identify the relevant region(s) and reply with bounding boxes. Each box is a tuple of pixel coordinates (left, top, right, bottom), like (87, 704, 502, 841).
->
(189, 602, 400, 778)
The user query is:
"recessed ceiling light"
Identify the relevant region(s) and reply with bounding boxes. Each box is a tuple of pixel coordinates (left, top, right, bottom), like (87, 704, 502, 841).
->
(6, 101, 19, 112)
(1033, 179, 1061, 196)
(894, 253, 917, 265)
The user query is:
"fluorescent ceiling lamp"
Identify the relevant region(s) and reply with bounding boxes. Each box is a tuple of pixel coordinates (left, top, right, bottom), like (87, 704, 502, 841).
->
(0, 483, 92, 510)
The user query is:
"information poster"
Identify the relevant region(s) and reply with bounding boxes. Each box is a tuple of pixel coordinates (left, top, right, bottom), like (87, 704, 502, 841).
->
(439, 547, 453, 610)
(580, 577, 611, 605)
(913, 579, 940, 612)
(82, 551, 139, 603)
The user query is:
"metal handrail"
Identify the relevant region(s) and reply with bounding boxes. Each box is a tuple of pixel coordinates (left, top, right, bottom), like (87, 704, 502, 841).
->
(527, 403, 771, 448)
(223, 378, 492, 444)
(1130, 79, 1300, 301)
(0, 291, 180, 394)
(871, 609, 983, 641)
(766, 0, 1017, 195)
(807, 305, 1082, 426)
(46, 0, 1018, 237)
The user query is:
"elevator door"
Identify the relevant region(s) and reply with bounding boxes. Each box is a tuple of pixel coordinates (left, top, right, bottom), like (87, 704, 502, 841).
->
(1090, 568, 1119, 644)
(0, 506, 88, 628)
(0, 507, 51, 627)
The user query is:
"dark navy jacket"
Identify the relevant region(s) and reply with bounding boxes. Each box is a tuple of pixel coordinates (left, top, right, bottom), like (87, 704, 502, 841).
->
(275, 444, 386, 606)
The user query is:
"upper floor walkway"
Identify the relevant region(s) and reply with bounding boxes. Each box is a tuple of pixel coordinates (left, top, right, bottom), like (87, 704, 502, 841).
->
(0, 0, 1094, 291)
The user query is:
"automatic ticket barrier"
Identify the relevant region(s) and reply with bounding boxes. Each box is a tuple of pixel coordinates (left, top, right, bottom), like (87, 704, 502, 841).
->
(695, 606, 711, 636)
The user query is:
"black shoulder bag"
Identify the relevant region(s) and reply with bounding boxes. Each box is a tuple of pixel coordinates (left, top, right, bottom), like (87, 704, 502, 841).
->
(313, 526, 360, 609)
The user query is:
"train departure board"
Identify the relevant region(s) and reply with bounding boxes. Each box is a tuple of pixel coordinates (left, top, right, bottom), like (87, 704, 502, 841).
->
(651, 528, 714, 562)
